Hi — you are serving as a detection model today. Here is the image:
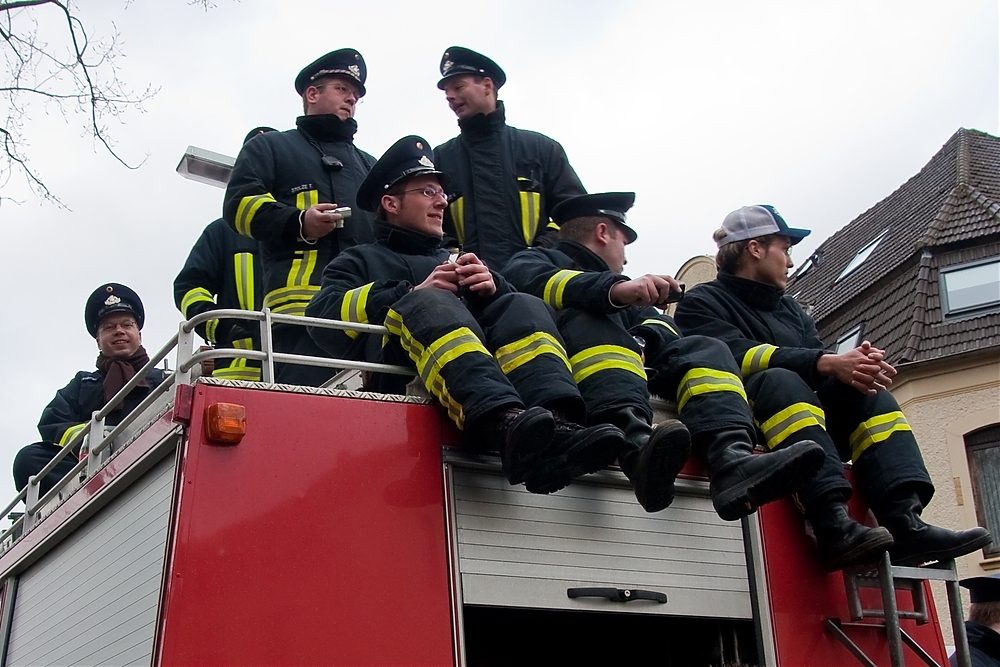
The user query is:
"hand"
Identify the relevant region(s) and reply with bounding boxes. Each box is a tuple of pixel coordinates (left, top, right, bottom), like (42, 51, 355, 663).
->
(609, 274, 682, 308)
(817, 341, 894, 395)
(454, 253, 496, 297)
(301, 203, 345, 240)
(414, 263, 460, 293)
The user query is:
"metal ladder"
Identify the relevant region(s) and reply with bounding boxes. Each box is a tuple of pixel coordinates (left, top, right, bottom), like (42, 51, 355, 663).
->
(826, 553, 971, 667)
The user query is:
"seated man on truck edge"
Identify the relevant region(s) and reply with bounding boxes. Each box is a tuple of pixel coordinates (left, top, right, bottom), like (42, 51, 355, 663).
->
(502, 193, 825, 515)
(13, 283, 166, 495)
(306, 135, 645, 495)
(673, 204, 992, 570)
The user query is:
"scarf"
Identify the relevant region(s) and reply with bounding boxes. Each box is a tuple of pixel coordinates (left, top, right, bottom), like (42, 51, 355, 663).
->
(96, 346, 151, 406)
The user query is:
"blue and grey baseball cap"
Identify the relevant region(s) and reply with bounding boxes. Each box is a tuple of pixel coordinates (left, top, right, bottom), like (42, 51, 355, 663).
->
(716, 205, 811, 247)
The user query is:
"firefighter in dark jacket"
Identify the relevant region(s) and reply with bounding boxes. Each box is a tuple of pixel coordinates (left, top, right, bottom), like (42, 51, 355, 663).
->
(433, 47, 586, 270)
(503, 193, 824, 515)
(952, 575, 1000, 667)
(223, 49, 376, 386)
(307, 135, 632, 495)
(13, 284, 165, 495)
(674, 204, 991, 571)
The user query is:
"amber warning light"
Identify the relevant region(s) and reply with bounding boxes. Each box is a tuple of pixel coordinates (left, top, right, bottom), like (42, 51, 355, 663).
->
(205, 403, 247, 444)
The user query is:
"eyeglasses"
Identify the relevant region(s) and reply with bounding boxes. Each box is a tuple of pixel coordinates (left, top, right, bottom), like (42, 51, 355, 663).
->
(317, 82, 362, 103)
(99, 320, 137, 334)
(401, 186, 448, 201)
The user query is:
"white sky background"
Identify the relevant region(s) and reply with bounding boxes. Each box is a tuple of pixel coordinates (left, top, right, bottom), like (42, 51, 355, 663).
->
(0, 0, 996, 501)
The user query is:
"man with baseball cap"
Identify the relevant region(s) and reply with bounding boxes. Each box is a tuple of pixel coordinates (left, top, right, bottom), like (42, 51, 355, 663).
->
(954, 575, 1000, 666)
(13, 283, 166, 494)
(503, 193, 825, 515)
(675, 205, 991, 571)
(306, 135, 626, 495)
(433, 46, 586, 270)
(224, 48, 376, 386)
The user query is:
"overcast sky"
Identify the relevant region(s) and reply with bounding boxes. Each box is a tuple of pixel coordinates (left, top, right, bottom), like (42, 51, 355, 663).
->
(0, 0, 996, 502)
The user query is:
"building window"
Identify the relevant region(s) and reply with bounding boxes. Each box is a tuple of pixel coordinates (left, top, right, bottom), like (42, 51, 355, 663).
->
(941, 258, 1000, 316)
(965, 424, 1000, 559)
(835, 326, 862, 354)
(836, 230, 888, 282)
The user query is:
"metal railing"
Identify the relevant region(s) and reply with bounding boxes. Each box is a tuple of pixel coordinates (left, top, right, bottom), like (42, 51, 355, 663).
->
(2, 309, 414, 551)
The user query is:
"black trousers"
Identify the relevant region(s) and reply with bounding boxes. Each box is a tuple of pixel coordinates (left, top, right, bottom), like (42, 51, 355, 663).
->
(13, 441, 77, 496)
(271, 324, 338, 387)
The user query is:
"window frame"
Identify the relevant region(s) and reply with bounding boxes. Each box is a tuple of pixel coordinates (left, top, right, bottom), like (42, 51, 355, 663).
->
(836, 229, 888, 283)
(833, 324, 863, 354)
(939, 256, 1000, 318)
(965, 423, 1000, 559)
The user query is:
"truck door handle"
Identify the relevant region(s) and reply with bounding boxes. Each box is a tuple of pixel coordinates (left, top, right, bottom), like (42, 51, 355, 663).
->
(566, 587, 667, 604)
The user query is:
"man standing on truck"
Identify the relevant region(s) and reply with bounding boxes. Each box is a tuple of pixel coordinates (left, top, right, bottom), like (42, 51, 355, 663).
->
(12, 284, 166, 495)
(433, 47, 586, 269)
(674, 205, 992, 570)
(503, 193, 825, 515)
(224, 49, 375, 386)
(307, 135, 684, 496)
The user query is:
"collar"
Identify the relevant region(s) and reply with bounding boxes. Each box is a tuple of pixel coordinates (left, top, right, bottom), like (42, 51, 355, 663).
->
(717, 271, 786, 310)
(375, 220, 445, 255)
(967, 622, 1000, 658)
(296, 114, 358, 142)
(458, 100, 507, 136)
(555, 241, 613, 273)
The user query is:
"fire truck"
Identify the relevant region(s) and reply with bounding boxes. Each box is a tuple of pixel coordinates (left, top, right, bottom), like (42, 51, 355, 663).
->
(0, 310, 975, 666)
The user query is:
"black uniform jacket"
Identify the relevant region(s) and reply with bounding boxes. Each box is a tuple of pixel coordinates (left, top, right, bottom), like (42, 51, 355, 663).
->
(434, 102, 585, 270)
(952, 622, 1000, 667)
(38, 367, 166, 450)
(174, 218, 263, 347)
(673, 272, 826, 388)
(223, 114, 375, 318)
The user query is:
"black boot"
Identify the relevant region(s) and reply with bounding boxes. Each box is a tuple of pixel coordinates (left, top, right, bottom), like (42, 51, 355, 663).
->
(470, 406, 555, 485)
(805, 492, 894, 571)
(874, 487, 992, 567)
(700, 430, 826, 521)
(523, 417, 624, 495)
(609, 409, 691, 512)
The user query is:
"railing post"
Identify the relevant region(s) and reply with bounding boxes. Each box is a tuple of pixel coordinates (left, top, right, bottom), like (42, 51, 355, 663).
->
(86, 409, 105, 478)
(23, 477, 39, 531)
(261, 308, 275, 383)
(176, 321, 196, 386)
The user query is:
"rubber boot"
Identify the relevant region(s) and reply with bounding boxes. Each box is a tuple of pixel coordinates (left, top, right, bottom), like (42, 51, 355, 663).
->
(470, 406, 555, 485)
(523, 418, 624, 495)
(805, 491, 894, 571)
(608, 409, 691, 512)
(699, 430, 826, 521)
(873, 486, 992, 567)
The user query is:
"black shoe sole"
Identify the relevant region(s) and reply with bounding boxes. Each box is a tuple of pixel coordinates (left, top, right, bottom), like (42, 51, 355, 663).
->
(821, 526, 895, 572)
(523, 425, 623, 495)
(634, 423, 692, 513)
(504, 407, 556, 485)
(889, 531, 993, 567)
(713, 442, 825, 521)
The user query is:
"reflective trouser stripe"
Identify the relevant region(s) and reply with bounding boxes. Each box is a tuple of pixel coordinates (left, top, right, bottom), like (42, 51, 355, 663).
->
(494, 332, 571, 375)
(181, 287, 214, 317)
(518, 181, 540, 245)
(385, 310, 490, 429)
(295, 189, 319, 210)
(205, 318, 219, 343)
(849, 411, 912, 463)
(569, 345, 647, 384)
(213, 338, 260, 381)
(676, 368, 748, 412)
(234, 252, 255, 310)
(235, 193, 277, 237)
(340, 283, 374, 340)
(263, 285, 321, 317)
(449, 197, 465, 246)
(640, 318, 679, 337)
(59, 423, 87, 448)
(543, 270, 582, 309)
(288, 249, 319, 288)
(758, 402, 826, 450)
(741, 344, 778, 376)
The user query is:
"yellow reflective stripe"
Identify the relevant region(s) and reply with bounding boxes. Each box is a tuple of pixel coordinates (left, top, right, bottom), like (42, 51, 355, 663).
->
(758, 402, 826, 451)
(449, 197, 465, 245)
(232, 337, 254, 350)
(542, 270, 582, 309)
(518, 182, 540, 245)
(287, 249, 319, 288)
(570, 345, 647, 384)
(741, 344, 778, 376)
(235, 193, 277, 237)
(494, 332, 571, 375)
(205, 318, 219, 344)
(545, 221, 560, 232)
(59, 422, 87, 448)
(640, 318, 679, 337)
(849, 411, 912, 463)
(295, 189, 319, 210)
(234, 252, 255, 311)
(263, 285, 320, 316)
(213, 364, 261, 382)
(339, 283, 374, 340)
(181, 287, 214, 318)
(676, 368, 748, 412)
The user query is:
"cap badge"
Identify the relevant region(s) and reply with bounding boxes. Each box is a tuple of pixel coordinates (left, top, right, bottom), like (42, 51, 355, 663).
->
(442, 60, 454, 73)
(348, 64, 361, 78)
(104, 295, 121, 306)
(418, 155, 434, 168)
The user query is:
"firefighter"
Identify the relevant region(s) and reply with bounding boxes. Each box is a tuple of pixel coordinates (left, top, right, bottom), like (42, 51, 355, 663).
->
(13, 284, 166, 495)
(223, 49, 376, 386)
(433, 47, 586, 270)
(306, 135, 630, 495)
(954, 575, 1000, 667)
(674, 205, 992, 570)
(175, 128, 271, 381)
(503, 193, 825, 515)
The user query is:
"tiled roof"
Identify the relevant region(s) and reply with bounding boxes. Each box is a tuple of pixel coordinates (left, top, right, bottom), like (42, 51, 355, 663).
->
(788, 128, 1000, 363)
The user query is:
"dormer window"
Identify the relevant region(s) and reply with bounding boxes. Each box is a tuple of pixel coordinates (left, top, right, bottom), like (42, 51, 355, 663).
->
(941, 258, 1000, 316)
(835, 326, 862, 354)
(836, 230, 888, 282)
